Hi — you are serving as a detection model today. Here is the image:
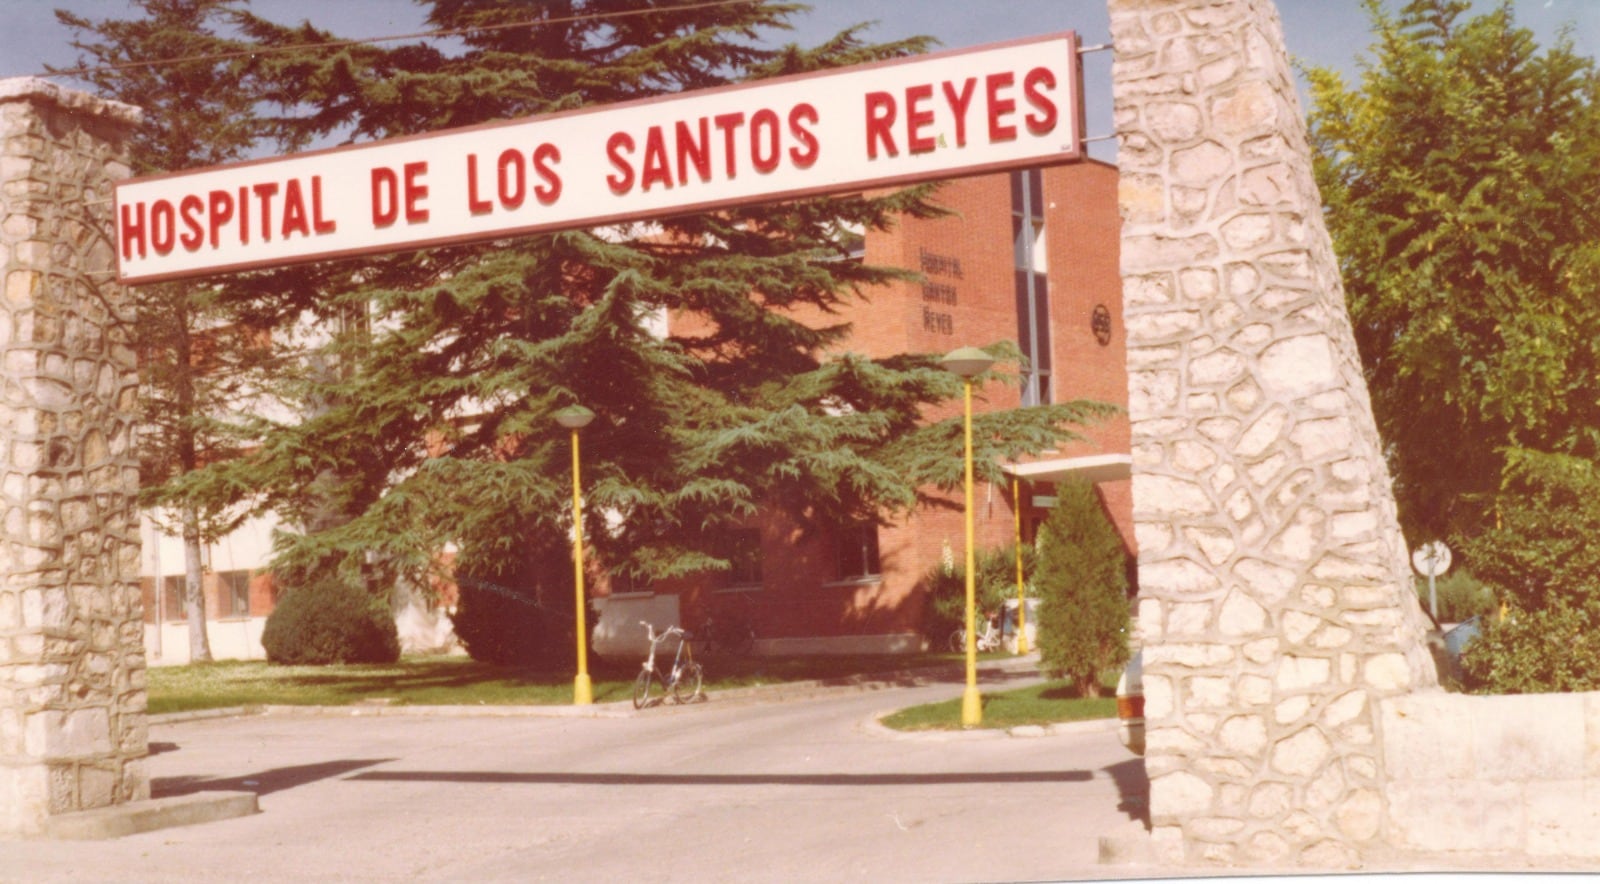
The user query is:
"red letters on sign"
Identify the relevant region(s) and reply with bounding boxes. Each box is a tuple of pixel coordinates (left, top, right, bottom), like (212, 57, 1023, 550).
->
(180, 195, 204, 251)
(372, 164, 428, 227)
(1023, 67, 1058, 135)
(942, 79, 976, 148)
(905, 84, 936, 154)
(470, 145, 564, 212)
(863, 65, 1060, 160)
(604, 101, 825, 195)
(986, 72, 1017, 143)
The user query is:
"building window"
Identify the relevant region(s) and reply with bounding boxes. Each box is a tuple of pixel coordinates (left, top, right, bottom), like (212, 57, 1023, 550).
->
(217, 569, 251, 618)
(160, 574, 186, 621)
(724, 529, 763, 588)
(837, 524, 881, 581)
(1012, 168, 1052, 406)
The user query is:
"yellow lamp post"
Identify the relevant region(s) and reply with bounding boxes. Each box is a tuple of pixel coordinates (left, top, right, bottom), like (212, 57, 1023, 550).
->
(942, 346, 994, 728)
(1013, 475, 1029, 655)
(554, 404, 596, 705)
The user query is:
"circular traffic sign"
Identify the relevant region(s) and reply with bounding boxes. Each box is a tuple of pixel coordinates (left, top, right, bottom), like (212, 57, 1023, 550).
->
(1411, 540, 1452, 577)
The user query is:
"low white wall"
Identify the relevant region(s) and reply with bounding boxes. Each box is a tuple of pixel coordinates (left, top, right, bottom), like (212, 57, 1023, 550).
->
(1380, 690, 1600, 859)
(592, 594, 682, 660)
(145, 618, 267, 666)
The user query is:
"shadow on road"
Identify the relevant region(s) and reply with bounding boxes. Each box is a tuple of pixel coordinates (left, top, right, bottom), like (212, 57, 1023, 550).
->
(155, 758, 396, 798)
(348, 769, 1095, 786)
(1103, 758, 1150, 827)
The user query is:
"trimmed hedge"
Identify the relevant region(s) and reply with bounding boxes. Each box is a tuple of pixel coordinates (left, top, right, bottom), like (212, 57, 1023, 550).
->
(261, 576, 400, 665)
(450, 538, 577, 668)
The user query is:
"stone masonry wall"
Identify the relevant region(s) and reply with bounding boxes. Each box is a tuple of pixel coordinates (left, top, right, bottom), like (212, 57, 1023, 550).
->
(1109, 0, 1439, 867)
(0, 77, 145, 835)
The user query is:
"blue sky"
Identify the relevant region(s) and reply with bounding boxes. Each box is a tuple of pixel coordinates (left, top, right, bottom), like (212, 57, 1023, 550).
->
(2, 0, 1596, 163)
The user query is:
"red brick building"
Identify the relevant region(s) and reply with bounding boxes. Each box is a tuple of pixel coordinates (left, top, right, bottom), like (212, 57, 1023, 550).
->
(592, 159, 1131, 656)
(139, 160, 1130, 663)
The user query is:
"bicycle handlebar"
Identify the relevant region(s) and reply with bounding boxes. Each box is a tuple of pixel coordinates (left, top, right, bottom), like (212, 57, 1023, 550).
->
(639, 621, 686, 644)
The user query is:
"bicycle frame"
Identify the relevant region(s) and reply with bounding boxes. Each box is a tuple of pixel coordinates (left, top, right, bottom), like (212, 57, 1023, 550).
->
(635, 621, 703, 708)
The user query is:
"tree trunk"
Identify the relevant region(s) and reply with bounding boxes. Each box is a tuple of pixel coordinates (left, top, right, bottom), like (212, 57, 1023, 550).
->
(183, 507, 213, 662)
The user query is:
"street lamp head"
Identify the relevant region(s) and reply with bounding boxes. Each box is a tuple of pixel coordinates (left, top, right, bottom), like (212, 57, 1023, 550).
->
(553, 404, 595, 430)
(941, 346, 995, 379)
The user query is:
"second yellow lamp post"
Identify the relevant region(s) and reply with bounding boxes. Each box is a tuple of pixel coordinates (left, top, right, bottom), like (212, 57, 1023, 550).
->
(1013, 475, 1029, 655)
(941, 346, 994, 728)
(554, 404, 596, 706)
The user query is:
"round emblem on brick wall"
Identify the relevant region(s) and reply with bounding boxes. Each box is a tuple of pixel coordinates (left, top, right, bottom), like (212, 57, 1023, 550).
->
(1091, 304, 1113, 346)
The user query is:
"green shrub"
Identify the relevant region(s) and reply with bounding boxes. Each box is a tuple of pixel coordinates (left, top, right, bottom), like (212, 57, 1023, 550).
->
(1455, 450, 1600, 693)
(450, 537, 577, 668)
(1033, 481, 1131, 697)
(262, 576, 400, 665)
(1460, 600, 1600, 693)
(1414, 568, 1496, 624)
(920, 542, 1033, 644)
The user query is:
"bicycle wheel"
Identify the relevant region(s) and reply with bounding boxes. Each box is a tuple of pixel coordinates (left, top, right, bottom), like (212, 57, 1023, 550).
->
(672, 662, 703, 704)
(632, 670, 658, 709)
(948, 628, 966, 653)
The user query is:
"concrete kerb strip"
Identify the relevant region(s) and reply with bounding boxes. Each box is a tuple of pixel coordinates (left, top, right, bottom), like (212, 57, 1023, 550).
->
(862, 712, 1119, 742)
(33, 792, 259, 841)
(146, 653, 1060, 726)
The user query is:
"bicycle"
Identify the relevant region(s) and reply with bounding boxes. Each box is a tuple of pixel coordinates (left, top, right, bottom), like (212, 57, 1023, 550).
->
(949, 613, 1002, 653)
(697, 614, 755, 658)
(633, 621, 704, 709)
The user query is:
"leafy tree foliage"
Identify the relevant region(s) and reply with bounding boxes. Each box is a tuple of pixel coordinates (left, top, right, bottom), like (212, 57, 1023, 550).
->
(1033, 482, 1130, 697)
(1457, 451, 1600, 692)
(449, 535, 579, 667)
(920, 542, 1034, 645)
(56, 0, 292, 660)
(1307, 0, 1600, 544)
(191, 0, 1115, 605)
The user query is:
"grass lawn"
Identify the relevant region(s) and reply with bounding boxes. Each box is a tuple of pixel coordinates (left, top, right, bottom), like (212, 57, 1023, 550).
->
(877, 679, 1117, 732)
(146, 652, 960, 715)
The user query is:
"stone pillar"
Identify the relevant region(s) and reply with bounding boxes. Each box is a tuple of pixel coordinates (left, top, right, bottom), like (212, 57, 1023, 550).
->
(1109, 0, 1439, 867)
(0, 78, 145, 835)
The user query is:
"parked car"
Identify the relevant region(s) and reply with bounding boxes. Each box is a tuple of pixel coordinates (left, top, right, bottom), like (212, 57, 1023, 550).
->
(1115, 650, 1143, 755)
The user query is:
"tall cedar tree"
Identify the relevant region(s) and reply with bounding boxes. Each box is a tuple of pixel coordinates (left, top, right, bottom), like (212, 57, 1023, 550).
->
(1033, 481, 1129, 698)
(56, 0, 292, 660)
(1307, 0, 1600, 545)
(182, 0, 1118, 600)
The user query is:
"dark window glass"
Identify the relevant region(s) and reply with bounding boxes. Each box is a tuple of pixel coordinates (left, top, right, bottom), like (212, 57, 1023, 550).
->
(837, 524, 881, 580)
(1033, 274, 1052, 374)
(161, 575, 185, 621)
(725, 529, 763, 587)
(218, 570, 251, 618)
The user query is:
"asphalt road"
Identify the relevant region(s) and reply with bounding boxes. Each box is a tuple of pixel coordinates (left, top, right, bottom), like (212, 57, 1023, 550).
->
(3, 670, 1151, 883)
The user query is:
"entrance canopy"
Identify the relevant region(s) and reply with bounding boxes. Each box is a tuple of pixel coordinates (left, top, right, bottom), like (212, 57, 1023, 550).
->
(1003, 453, 1131, 485)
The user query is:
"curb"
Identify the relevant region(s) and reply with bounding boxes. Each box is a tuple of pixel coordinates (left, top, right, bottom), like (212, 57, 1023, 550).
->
(35, 791, 258, 841)
(862, 710, 1118, 742)
(148, 653, 1062, 727)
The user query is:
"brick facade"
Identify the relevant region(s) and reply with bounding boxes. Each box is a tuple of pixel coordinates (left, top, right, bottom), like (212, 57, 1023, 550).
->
(649, 160, 1133, 652)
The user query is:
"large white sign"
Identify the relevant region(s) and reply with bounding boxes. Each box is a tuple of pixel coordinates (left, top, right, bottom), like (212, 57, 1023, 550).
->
(115, 33, 1084, 284)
